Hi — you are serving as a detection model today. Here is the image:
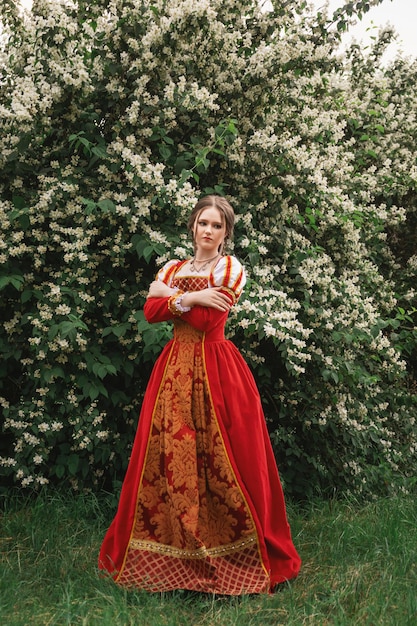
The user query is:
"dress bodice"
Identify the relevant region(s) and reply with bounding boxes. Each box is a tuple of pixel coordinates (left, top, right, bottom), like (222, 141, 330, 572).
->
(171, 274, 226, 343)
(171, 275, 208, 293)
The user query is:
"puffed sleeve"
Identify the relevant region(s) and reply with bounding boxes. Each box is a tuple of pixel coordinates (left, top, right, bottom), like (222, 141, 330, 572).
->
(208, 255, 246, 303)
(155, 259, 183, 286)
(143, 259, 185, 324)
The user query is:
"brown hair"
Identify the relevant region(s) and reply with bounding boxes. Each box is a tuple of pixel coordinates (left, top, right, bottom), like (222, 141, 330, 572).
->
(187, 195, 235, 253)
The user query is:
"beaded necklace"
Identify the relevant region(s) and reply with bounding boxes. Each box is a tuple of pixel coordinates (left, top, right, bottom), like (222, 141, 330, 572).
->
(189, 253, 219, 273)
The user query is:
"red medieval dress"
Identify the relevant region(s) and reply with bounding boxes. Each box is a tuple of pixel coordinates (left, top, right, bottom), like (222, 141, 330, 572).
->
(98, 255, 301, 594)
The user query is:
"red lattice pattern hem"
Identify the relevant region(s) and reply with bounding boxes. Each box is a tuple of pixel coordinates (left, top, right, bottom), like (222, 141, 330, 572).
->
(116, 540, 270, 595)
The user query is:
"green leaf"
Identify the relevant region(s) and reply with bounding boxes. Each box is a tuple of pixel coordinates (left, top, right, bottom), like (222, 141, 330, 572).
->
(159, 144, 172, 160)
(55, 464, 65, 479)
(91, 145, 107, 158)
(68, 454, 79, 475)
(92, 362, 117, 378)
(97, 199, 116, 213)
(133, 237, 149, 258)
(59, 321, 77, 337)
(21, 290, 33, 303)
(0, 275, 24, 290)
(12, 195, 26, 210)
(111, 323, 130, 337)
(142, 243, 166, 263)
(81, 197, 97, 213)
(44, 367, 65, 382)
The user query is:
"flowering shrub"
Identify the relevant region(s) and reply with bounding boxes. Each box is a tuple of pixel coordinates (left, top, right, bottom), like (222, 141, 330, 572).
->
(1, 0, 416, 497)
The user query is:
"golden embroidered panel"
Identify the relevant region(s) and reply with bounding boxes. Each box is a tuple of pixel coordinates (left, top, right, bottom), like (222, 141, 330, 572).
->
(117, 321, 269, 593)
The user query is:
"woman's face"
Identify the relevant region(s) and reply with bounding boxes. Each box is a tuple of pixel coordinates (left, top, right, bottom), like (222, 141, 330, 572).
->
(193, 206, 226, 257)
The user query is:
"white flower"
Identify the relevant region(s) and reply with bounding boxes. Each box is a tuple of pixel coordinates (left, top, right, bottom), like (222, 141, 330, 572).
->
(96, 430, 109, 441)
(55, 304, 71, 315)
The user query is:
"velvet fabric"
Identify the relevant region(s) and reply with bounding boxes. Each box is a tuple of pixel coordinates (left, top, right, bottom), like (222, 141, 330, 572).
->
(98, 258, 301, 593)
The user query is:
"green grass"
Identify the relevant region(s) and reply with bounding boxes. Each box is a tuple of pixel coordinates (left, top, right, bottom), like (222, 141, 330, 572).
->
(1, 489, 416, 625)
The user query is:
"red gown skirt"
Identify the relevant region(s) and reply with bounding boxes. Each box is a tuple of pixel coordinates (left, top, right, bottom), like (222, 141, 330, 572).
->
(98, 286, 301, 595)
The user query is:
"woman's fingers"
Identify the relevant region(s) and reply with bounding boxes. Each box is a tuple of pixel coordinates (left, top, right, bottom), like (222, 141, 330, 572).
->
(147, 281, 174, 298)
(197, 288, 231, 310)
(146, 283, 231, 311)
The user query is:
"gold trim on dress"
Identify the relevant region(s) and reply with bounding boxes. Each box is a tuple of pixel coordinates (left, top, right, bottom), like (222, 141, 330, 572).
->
(219, 286, 237, 304)
(129, 534, 257, 559)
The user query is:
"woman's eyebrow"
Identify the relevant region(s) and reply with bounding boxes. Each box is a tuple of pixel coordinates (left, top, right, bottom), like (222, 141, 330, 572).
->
(199, 219, 223, 226)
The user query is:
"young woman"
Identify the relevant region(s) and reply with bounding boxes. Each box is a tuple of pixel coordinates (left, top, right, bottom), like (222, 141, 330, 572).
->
(98, 195, 301, 594)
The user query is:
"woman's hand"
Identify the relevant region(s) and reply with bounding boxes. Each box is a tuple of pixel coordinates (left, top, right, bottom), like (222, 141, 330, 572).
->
(183, 288, 232, 312)
(147, 280, 176, 299)
(147, 281, 232, 312)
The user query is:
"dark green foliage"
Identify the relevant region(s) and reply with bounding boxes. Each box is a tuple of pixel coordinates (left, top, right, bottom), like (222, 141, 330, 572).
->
(0, 0, 416, 497)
